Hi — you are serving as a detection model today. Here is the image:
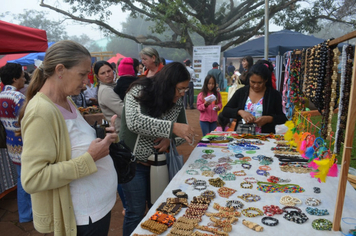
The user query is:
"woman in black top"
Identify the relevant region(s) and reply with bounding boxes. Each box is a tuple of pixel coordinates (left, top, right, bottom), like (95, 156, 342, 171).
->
(222, 63, 287, 133)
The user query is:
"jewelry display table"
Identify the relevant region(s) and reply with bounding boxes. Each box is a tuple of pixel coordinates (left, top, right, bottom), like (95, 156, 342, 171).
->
(132, 136, 356, 235)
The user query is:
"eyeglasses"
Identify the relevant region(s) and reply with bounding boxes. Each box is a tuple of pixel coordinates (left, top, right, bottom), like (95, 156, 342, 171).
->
(177, 87, 189, 93)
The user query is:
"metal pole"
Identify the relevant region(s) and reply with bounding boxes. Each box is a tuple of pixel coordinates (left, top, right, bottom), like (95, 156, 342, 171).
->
(264, 0, 269, 60)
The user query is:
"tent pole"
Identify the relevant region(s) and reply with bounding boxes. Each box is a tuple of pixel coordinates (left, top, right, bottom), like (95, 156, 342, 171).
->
(264, 0, 269, 60)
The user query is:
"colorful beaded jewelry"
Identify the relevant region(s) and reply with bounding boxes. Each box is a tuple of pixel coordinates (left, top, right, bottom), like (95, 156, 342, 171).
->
(312, 219, 332, 230)
(217, 187, 237, 198)
(241, 163, 252, 169)
(313, 187, 321, 193)
(218, 157, 233, 163)
(241, 156, 252, 162)
(201, 154, 216, 159)
(283, 211, 308, 224)
(202, 149, 214, 154)
(235, 153, 244, 158)
(263, 205, 283, 216)
(241, 207, 264, 217)
(261, 216, 279, 226)
(240, 181, 253, 189)
(246, 150, 257, 154)
(207, 161, 218, 167)
(256, 181, 305, 193)
(233, 170, 246, 176)
(226, 200, 244, 209)
(244, 177, 257, 183)
(259, 165, 271, 171)
(186, 170, 199, 175)
(238, 193, 261, 202)
(282, 206, 302, 213)
(306, 207, 329, 215)
(185, 177, 196, 185)
(256, 169, 269, 176)
(202, 170, 215, 177)
(208, 178, 225, 187)
(219, 173, 236, 181)
(201, 190, 216, 199)
(213, 166, 226, 174)
(200, 166, 211, 171)
(195, 159, 208, 164)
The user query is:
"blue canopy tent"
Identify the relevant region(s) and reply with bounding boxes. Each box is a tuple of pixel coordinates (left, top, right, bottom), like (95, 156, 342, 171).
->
(8, 42, 55, 65)
(223, 30, 342, 90)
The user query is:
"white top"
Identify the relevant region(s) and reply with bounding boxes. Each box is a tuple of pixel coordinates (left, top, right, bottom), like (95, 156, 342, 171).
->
(186, 66, 196, 82)
(57, 100, 117, 225)
(83, 84, 98, 103)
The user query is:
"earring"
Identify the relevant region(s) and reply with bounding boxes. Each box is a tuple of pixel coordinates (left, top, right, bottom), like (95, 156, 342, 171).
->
(59, 75, 62, 79)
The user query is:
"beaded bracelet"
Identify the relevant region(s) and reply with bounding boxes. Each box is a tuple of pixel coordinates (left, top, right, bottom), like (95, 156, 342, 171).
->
(306, 207, 329, 216)
(201, 154, 216, 159)
(256, 181, 305, 193)
(283, 210, 308, 224)
(235, 153, 244, 158)
(220, 173, 236, 181)
(226, 200, 244, 209)
(313, 187, 321, 193)
(195, 159, 208, 164)
(213, 166, 226, 175)
(263, 205, 283, 216)
(280, 195, 302, 206)
(185, 177, 196, 185)
(240, 181, 253, 189)
(208, 178, 225, 187)
(207, 161, 218, 167)
(218, 157, 233, 163)
(233, 170, 246, 176)
(305, 197, 321, 206)
(202, 170, 215, 177)
(242, 163, 252, 169)
(241, 156, 252, 162)
(256, 169, 269, 176)
(186, 170, 199, 175)
(312, 218, 332, 230)
(261, 216, 279, 226)
(200, 166, 211, 171)
(202, 149, 214, 154)
(282, 206, 302, 213)
(241, 207, 264, 217)
(238, 193, 261, 202)
(244, 177, 257, 183)
(201, 190, 216, 199)
(194, 185, 207, 191)
(259, 165, 271, 171)
(217, 187, 236, 198)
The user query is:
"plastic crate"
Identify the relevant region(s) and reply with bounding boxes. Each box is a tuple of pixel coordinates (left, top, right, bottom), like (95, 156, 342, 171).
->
(218, 92, 228, 115)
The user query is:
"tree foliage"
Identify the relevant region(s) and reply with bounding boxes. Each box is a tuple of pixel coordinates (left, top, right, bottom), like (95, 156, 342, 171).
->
(39, 0, 356, 55)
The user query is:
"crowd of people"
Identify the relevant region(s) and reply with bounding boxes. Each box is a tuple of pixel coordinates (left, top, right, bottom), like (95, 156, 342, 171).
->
(0, 40, 286, 236)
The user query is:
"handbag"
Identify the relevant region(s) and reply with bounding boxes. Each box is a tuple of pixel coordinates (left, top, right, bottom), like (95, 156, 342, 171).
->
(228, 79, 245, 101)
(0, 122, 7, 148)
(236, 121, 256, 135)
(166, 139, 184, 181)
(91, 121, 137, 184)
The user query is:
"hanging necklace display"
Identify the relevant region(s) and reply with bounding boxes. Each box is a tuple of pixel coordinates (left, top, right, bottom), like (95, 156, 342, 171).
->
(282, 51, 292, 116)
(334, 44, 354, 153)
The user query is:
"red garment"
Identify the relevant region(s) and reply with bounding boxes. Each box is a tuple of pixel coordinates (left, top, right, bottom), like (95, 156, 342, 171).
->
(143, 63, 164, 76)
(271, 72, 276, 89)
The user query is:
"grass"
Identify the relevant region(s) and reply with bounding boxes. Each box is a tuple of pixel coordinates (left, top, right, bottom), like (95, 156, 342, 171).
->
(308, 114, 356, 169)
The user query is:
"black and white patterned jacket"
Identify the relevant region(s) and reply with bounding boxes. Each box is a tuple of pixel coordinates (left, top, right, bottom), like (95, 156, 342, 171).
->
(119, 85, 186, 162)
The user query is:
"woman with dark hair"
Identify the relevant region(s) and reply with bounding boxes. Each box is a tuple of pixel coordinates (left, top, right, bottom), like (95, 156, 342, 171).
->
(239, 55, 253, 84)
(119, 62, 194, 236)
(95, 60, 123, 133)
(0, 63, 32, 223)
(255, 59, 277, 89)
(222, 63, 287, 134)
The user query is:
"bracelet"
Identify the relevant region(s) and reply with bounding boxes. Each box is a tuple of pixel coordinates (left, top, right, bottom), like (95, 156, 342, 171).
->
(305, 197, 321, 206)
(186, 170, 199, 175)
(256, 169, 269, 176)
(202, 149, 214, 154)
(312, 219, 332, 230)
(242, 219, 264, 232)
(202, 170, 215, 177)
(213, 166, 226, 174)
(195, 158, 208, 164)
(194, 185, 207, 191)
(226, 200, 244, 209)
(185, 178, 197, 185)
(279, 195, 302, 206)
(220, 173, 236, 181)
(238, 193, 261, 202)
(241, 207, 264, 217)
(208, 178, 225, 187)
(201, 190, 216, 199)
(259, 165, 271, 171)
(207, 161, 218, 167)
(241, 156, 252, 162)
(261, 216, 279, 226)
(242, 163, 252, 169)
(244, 177, 257, 183)
(282, 206, 301, 213)
(263, 205, 283, 216)
(233, 170, 246, 176)
(235, 153, 244, 158)
(201, 154, 216, 159)
(217, 186, 236, 198)
(313, 187, 321, 193)
(283, 210, 308, 224)
(240, 181, 253, 189)
(200, 166, 211, 171)
(305, 207, 329, 216)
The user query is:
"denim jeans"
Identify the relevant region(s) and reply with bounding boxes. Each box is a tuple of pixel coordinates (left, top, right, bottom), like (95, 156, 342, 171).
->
(121, 163, 151, 236)
(200, 121, 217, 136)
(117, 184, 127, 209)
(16, 165, 33, 223)
(184, 81, 195, 108)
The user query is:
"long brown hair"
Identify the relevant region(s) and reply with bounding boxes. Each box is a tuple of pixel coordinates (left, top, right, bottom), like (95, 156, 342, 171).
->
(18, 40, 91, 128)
(201, 75, 220, 103)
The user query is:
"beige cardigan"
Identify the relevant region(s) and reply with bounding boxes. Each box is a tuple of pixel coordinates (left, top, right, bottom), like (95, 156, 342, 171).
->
(21, 93, 98, 236)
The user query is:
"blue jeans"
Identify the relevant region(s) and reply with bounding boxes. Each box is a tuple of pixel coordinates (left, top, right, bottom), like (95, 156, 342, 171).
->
(16, 165, 32, 223)
(121, 163, 152, 236)
(200, 121, 217, 136)
(117, 184, 127, 209)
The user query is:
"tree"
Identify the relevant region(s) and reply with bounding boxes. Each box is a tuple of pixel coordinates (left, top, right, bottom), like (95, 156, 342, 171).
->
(13, 9, 69, 42)
(39, 0, 356, 56)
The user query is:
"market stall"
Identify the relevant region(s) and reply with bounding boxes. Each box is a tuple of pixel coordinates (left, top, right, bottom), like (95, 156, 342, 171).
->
(132, 133, 356, 236)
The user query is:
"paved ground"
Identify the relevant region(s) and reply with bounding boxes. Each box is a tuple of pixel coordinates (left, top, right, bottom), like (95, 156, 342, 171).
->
(0, 108, 202, 236)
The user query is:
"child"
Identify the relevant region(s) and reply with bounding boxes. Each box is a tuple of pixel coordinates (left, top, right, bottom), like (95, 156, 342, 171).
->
(197, 75, 222, 136)
(215, 113, 234, 132)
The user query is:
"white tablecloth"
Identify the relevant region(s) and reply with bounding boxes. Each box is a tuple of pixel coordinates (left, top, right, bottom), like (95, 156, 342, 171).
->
(132, 138, 356, 236)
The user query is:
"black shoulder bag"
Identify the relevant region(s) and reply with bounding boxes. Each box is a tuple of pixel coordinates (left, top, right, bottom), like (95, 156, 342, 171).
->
(0, 122, 7, 148)
(91, 121, 137, 184)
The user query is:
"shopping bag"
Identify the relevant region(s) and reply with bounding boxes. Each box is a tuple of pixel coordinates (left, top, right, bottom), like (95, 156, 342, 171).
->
(166, 139, 184, 181)
(228, 79, 244, 101)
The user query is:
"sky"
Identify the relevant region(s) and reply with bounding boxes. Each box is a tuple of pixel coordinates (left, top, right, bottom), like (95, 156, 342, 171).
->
(1, 0, 129, 41)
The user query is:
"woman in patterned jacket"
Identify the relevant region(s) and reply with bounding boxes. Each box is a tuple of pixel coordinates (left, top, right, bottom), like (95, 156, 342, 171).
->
(119, 62, 195, 236)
